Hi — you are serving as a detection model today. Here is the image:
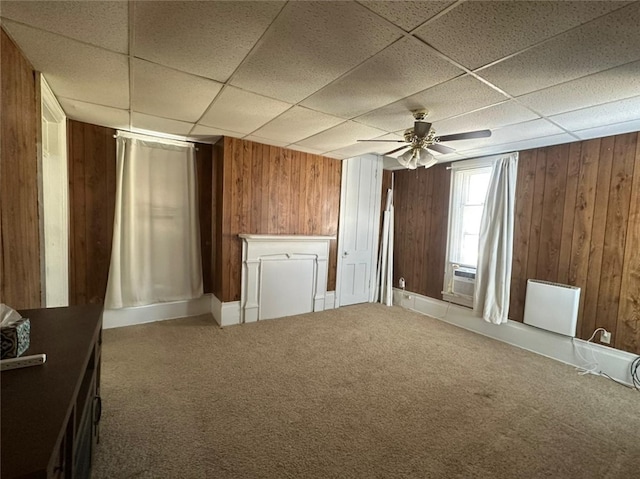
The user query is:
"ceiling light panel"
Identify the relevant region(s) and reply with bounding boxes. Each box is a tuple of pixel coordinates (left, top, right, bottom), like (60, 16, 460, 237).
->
(2, 20, 129, 108)
(300, 37, 464, 119)
(549, 95, 640, 131)
(230, 1, 401, 103)
(517, 60, 640, 117)
(132, 59, 223, 122)
(355, 75, 508, 132)
(131, 113, 194, 136)
(478, 2, 640, 97)
(1, 0, 128, 53)
(58, 98, 130, 130)
(295, 121, 387, 152)
(357, 1, 455, 32)
(134, 1, 284, 83)
(199, 86, 291, 134)
(251, 106, 344, 144)
(415, 1, 629, 70)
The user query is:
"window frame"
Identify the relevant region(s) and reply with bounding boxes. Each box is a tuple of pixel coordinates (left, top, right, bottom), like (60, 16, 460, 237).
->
(442, 156, 497, 307)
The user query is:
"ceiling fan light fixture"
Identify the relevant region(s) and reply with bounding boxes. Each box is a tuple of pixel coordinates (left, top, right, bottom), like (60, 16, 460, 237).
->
(398, 147, 436, 170)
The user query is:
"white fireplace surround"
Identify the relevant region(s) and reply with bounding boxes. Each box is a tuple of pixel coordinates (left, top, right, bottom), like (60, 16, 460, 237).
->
(240, 234, 334, 323)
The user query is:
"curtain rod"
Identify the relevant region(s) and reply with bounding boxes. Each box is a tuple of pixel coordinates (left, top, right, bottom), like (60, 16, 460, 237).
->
(112, 132, 200, 151)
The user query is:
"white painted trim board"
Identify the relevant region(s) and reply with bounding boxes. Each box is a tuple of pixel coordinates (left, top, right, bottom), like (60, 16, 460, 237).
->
(393, 288, 638, 388)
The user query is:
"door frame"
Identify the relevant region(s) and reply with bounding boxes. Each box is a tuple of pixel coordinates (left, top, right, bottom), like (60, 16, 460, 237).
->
(39, 75, 69, 306)
(335, 154, 383, 308)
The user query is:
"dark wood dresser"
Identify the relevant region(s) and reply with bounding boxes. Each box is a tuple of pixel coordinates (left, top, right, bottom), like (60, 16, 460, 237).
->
(1, 304, 103, 479)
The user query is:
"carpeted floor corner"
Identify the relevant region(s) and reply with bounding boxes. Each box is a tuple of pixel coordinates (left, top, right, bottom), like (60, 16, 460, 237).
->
(93, 304, 640, 478)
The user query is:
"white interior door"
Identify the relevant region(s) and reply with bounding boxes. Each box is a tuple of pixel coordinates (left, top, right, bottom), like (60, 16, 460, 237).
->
(336, 155, 383, 307)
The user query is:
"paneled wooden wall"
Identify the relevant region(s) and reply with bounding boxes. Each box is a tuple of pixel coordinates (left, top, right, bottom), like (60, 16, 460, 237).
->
(67, 120, 117, 305)
(214, 137, 342, 302)
(393, 165, 451, 299)
(0, 28, 41, 309)
(392, 133, 640, 354)
(510, 133, 640, 353)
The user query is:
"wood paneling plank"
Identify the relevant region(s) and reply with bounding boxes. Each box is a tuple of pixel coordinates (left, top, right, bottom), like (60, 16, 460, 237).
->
(569, 139, 600, 335)
(595, 133, 636, 343)
(557, 142, 581, 284)
(525, 148, 547, 282)
(510, 149, 537, 322)
(616, 133, 640, 353)
(581, 136, 614, 339)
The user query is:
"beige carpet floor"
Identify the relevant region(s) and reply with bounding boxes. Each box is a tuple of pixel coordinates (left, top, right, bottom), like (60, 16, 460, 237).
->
(93, 303, 640, 478)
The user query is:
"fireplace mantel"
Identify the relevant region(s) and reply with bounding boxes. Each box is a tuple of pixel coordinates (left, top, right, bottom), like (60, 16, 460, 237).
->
(239, 234, 334, 323)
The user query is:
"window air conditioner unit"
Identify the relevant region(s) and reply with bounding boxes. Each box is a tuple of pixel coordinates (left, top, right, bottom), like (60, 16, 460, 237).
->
(452, 267, 476, 300)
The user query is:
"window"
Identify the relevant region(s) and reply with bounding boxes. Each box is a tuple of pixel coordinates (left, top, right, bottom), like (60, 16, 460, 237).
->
(449, 167, 492, 267)
(443, 158, 494, 307)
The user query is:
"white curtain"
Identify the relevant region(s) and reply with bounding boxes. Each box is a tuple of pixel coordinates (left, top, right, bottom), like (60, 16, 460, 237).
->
(474, 153, 518, 324)
(105, 133, 203, 309)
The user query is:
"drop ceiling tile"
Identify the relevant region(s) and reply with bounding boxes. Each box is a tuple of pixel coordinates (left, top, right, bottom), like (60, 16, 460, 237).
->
(230, 1, 401, 103)
(251, 107, 345, 144)
(191, 124, 244, 140)
(2, 20, 129, 108)
(446, 118, 566, 152)
(549, 96, 640, 131)
(355, 75, 508, 132)
(133, 1, 284, 82)
(131, 113, 194, 137)
(58, 97, 129, 130)
(573, 119, 640, 140)
(415, 1, 629, 70)
(1, 0, 128, 53)
(478, 2, 640, 96)
(300, 37, 464, 118)
(517, 60, 640, 117)
(199, 86, 291, 134)
(432, 101, 540, 138)
(494, 118, 567, 143)
(132, 59, 222, 122)
(328, 139, 400, 159)
(286, 145, 329, 157)
(458, 133, 576, 158)
(244, 136, 290, 148)
(296, 121, 387, 152)
(357, 1, 454, 31)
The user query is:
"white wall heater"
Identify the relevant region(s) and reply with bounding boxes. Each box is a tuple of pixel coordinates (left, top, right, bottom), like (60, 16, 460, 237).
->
(523, 280, 580, 337)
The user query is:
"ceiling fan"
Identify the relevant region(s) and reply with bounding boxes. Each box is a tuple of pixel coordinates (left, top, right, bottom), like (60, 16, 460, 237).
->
(358, 110, 491, 169)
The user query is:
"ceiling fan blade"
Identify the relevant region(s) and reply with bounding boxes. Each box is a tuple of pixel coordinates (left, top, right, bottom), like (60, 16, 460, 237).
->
(357, 139, 405, 143)
(384, 145, 411, 156)
(437, 129, 491, 142)
(427, 143, 455, 154)
(414, 121, 431, 138)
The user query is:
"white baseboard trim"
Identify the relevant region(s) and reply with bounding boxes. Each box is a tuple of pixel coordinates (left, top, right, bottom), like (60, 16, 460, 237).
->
(103, 294, 213, 329)
(393, 288, 638, 387)
(325, 291, 336, 310)
(211, 294, 241, 327)
(212, 291, 337, 327)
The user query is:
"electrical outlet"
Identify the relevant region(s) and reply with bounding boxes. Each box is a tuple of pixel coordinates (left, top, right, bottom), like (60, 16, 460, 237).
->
(399, 277, 406, 289)
(601, 330, 611, 344)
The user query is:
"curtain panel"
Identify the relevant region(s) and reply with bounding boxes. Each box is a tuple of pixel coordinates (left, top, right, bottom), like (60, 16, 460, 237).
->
(105, 133, 203, 309)
(474, 153, 518, 324)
